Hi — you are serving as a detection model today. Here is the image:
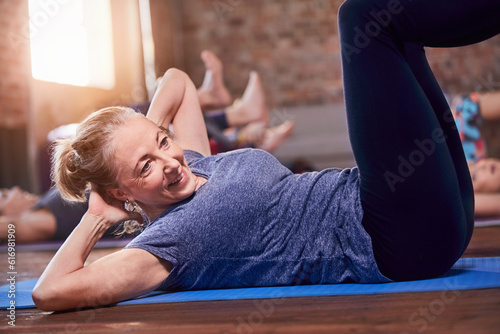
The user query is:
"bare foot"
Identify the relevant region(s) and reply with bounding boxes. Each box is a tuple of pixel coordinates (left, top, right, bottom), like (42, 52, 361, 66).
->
(197, 50, 232, 112)
(0, 187, 39, 216)
(237, 122, 267, 146)
(226, 71, 269, 127)
(258, 120, 295, 153)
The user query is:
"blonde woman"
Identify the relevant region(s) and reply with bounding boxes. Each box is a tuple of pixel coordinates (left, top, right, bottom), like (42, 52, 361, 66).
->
(33, 0, 500, 312)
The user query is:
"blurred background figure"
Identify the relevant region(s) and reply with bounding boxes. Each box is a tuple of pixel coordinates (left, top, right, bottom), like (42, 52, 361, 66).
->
(452, 90, 500, 217)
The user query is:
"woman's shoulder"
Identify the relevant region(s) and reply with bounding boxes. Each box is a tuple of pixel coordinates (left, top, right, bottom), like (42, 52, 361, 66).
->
(184, 148, 271, 164)
(183, 149, 205, 164)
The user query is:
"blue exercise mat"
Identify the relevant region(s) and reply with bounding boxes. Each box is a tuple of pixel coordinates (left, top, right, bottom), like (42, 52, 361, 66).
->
(2, 256, 500, 309)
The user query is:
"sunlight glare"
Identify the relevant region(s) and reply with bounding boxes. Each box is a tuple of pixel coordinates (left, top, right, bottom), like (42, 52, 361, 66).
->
(28, 0, 114, 89)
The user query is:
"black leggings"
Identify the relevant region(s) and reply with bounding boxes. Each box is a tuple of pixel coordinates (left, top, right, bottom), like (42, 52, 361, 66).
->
(338, 0, 500, 280)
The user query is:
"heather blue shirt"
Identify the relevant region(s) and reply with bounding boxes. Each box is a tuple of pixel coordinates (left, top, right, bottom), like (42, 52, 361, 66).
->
(126, 149, 389, 291)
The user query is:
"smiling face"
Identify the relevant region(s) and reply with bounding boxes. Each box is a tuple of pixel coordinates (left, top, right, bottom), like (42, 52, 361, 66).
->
(470, 158, 500, 193)
(110, 117, 205, 219)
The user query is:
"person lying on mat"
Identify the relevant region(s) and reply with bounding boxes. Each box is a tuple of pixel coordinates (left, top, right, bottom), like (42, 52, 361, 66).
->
(0, 52, 293, 244)
(450, 90, 500, 218)
(0, 187, 121, 243)
(32, 0, 499, 312)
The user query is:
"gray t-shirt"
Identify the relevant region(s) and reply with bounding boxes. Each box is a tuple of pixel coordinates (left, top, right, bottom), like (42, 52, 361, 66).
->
(126, 148, 389, 291)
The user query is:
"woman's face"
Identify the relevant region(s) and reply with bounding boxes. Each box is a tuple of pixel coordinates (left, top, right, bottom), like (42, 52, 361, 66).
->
(111, 117, 204, 219)
(470, 158, 500, 193)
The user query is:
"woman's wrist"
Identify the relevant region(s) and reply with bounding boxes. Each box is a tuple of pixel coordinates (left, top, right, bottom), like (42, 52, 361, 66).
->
(80, 212, 114, 239)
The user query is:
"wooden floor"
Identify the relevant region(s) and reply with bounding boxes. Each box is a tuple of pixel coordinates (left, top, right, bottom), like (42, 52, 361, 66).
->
(1, 226, 500, 333)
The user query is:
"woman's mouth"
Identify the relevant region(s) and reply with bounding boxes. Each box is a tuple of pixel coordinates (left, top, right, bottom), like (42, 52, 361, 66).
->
(169, 171, 185, 187)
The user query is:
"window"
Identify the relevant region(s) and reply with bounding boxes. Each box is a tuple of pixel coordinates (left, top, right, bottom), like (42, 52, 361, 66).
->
(28, 0, 115, 89)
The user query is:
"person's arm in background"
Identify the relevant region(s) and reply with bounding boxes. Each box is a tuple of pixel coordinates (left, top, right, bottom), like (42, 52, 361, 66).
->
(0, 187, 56, 243)
(0, 209, 56, 243)
(475, 193, 500, 218)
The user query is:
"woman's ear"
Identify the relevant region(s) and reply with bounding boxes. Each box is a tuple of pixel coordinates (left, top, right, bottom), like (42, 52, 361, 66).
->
(106, 188, 129, 202)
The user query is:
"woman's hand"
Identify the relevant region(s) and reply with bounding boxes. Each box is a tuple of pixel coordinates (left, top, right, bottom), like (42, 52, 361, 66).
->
(87, 185, 142, 228)
(32, 184, 170, 311)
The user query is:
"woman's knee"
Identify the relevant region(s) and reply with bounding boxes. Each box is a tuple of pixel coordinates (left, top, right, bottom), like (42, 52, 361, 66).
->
(338, 0, 404, 33)
(365, 209, 470, 281)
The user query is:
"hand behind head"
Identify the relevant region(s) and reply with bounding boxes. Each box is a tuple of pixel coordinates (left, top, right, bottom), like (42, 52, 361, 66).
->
(88, 184, 142, 227)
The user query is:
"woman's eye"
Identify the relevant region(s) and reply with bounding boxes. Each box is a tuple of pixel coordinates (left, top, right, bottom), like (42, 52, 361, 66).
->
(160, 137, 169, 147)
(142, 161, 151, 173)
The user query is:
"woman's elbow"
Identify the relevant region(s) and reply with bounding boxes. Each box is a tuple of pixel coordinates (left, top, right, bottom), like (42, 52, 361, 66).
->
(32, 284, 63, 311)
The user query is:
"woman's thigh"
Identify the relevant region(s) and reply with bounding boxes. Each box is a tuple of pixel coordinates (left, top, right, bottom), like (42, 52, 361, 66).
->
(338, 0, 500, 280)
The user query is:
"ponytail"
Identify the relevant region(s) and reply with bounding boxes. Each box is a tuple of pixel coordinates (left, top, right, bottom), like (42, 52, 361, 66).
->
(51, 139, 89, 202)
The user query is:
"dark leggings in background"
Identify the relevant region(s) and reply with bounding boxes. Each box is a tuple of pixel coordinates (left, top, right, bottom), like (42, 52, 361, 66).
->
(338, 0, 500, 280)
(33, 187, 89, 240)
(33, 187, 116, 240)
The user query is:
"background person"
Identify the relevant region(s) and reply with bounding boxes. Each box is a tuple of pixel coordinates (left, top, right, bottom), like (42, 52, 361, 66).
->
(451, 90, 500, 217)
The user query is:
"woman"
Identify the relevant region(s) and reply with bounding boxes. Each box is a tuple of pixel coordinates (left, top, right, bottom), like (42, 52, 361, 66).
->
(33, 0, 500, 311)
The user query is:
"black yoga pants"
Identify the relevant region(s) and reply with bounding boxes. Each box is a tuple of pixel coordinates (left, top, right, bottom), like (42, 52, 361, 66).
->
(338, 0, 500, 280)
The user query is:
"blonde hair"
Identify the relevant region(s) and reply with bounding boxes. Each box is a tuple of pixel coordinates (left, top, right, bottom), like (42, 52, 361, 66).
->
(51, 106, 143, 202)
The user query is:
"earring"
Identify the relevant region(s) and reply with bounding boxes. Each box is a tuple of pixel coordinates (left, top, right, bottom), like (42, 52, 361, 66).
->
(124, 199, 137, 212)
(136, 206, 151, 230)
(124, 199, 151, 230)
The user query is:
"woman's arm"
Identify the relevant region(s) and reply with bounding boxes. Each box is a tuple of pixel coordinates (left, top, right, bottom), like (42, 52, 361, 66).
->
(146, 68, 211, 156)
(474, 193, 500, 218)
(32, 188, 171, 311)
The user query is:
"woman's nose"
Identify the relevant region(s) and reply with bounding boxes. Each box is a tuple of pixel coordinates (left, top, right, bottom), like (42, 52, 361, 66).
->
(161, 155, 179, 174)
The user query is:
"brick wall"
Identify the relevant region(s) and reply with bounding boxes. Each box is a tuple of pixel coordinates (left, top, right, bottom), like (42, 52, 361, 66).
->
(0, 0, 31, 128)
(427, 40, 500, 96)
(179, 0, 345, 107)
(0, 0, 32, 190)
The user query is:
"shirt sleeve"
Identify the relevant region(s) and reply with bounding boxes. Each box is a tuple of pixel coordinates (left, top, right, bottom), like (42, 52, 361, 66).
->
(183, 149, 205, 166)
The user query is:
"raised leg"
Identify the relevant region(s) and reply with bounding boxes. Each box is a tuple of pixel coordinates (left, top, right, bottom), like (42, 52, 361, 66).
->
(338, 0, 500, 280)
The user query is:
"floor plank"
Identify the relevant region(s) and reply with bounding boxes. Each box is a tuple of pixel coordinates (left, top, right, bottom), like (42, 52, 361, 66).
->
(463, 225, 500, 257)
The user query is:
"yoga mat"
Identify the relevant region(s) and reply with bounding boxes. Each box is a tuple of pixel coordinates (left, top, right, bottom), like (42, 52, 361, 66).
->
(474, 218, 500, 228)
(2, 256, 499, 310)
